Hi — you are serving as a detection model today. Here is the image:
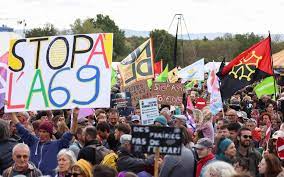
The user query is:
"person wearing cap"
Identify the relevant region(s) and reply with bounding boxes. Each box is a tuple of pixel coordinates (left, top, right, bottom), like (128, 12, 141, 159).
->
(10, 109, 79, 177)
(117, 134, 154, 175)
(153, 116, 167, 126)
(268, 130, 284, 157)
(236, 127, 261, 177)
(131, 115, 141, 125)
(71, 159, 93, 177)
(194, 138, 215, 177)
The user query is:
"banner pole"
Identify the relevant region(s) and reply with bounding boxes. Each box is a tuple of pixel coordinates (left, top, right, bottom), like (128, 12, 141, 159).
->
(154, 147, 160, 177)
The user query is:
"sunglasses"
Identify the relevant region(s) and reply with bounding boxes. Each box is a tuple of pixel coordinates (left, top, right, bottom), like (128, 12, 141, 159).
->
(71, 173, 81, 177)
(16, 155, 29, 159)
(242, 135, 252, 139)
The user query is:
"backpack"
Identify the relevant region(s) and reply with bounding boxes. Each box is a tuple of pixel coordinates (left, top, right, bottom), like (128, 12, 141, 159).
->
(88, 144, 112, 164)
(100, 152, 118, 171)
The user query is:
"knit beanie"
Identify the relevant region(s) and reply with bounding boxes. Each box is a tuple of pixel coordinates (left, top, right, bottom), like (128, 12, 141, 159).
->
(154, 116, 167, 126)
(219, 138, 233, 153)
(39, 121, 53, 135)
(75, 159, 93, 177)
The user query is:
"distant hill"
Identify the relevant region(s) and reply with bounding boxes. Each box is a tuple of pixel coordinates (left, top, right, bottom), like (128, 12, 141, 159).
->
(123, 29, 284, 41)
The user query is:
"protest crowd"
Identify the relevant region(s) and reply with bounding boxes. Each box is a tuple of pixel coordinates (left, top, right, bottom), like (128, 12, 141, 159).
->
(1, 34, 284, 177)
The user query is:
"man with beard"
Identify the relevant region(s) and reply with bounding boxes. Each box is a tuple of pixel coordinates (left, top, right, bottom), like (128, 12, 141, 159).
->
(236, 127, 261, 177)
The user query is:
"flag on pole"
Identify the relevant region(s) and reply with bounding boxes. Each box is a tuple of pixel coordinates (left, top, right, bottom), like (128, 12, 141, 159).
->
(154, 60, 163, 76)
(156, 64, 168, 82)
(168, 67, 179, 83)
(118, 39, 154, 86)
(277, 137, 284, 160)
(207, 67, 223, 115)
(178, 59, 205, 81)
(265, 122, 272, 144)
(217, 36, 273, 100)
(254, 76, 278, 98)
(111, 67, 117, 87)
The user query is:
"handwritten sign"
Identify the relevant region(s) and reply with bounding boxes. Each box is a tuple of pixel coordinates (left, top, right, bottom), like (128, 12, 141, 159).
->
(5, 33, 113, 112)
(122, 80, 152, 107)
(139, 98, 159, 125)
(151, 82, 184, 106)
(131, 125, 182, 155)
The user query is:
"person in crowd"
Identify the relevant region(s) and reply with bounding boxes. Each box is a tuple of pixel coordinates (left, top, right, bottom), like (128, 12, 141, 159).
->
(69, 127, 84, 158)
(77, 126, 102, 165)
(96, 109, 108, 124)
(53, 115, 70, 139)
(244, 119, 257, 131)
(225, 109, 239, 124)
(153, 116, 167, 126)
(215, 137, 236, 164)
(219, 124, 230, 139)
(202, 161, 237, 177)
(97, 122, 111, 148)
(236, 127, 261, 177)
(258, 112, 272, 126)
(233, 158, 250, 176)
(258, 154, 284, 177)
(227, 122, 241, 145)
(8, 120, 22, 142)
(172, 114, 187, 127)
(108, 108, 119, 133)
(194, 138, 215, 177)
(117, 134, 154, 175)
(160, 107, 172, 125)
(159, 127, 195, 177)
(9, 109, 78, 177)
(2, 143, 42, 177)
(0, 119, 18, 175)
(268, 130, 284, 156)
(55, 149, 77, 177)
(93, 165, 117, 177)
(131, 115, 141, 125)
(71, 159, 93, 177)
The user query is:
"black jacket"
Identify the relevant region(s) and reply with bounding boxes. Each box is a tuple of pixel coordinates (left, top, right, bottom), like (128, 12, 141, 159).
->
(117, 147, 154, 173)
(0, 139, 17, 175)
(77, 140, 101, 165)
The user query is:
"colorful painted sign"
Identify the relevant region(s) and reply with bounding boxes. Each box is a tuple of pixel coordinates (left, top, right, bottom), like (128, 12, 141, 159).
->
(5, 33, 113, 112)
(118, 39, 154, 86)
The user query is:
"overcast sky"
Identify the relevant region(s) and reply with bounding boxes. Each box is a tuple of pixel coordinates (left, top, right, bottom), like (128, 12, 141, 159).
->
(1, 0, 284, 34)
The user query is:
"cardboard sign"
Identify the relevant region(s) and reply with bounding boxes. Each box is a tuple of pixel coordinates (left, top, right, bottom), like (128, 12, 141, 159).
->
(151, 82, 184, 106)
(139, 98, 159, 125)
(111, 92, 132, 108)
(131, 125, 182, 155)
(6, 33, 113, 112)
(122, 80, 152, 107)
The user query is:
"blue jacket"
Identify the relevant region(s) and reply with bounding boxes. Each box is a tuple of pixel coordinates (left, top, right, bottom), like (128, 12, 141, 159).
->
(16, 123, 73, 177)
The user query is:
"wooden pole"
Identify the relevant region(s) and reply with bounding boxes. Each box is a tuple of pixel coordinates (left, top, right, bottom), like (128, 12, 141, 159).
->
(154, 147, 160, 177)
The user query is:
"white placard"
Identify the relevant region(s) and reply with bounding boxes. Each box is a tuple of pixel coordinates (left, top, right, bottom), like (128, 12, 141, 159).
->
(5, 33, 113, 112)
(139, 97, 159, 125)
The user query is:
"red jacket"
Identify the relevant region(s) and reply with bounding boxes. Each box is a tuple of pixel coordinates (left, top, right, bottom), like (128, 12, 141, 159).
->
(196, 153, 215, 177)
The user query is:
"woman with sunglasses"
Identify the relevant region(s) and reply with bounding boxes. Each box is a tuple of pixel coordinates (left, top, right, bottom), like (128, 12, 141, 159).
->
(55, 149, 77, 177)
(70, 159, 93, 177)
